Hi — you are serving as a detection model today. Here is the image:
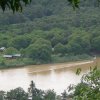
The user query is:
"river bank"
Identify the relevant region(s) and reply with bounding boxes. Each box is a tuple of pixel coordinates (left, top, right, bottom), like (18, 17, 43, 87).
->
(0, 54, 93, 69)
(0, 63, 99, 99)
(0, 58, 99, 94)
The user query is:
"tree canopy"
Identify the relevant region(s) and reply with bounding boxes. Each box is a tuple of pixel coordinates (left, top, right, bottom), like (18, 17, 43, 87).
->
(72, 67, 100, 100)
(0, 0, 83, 12)
(0, 0, 100, 67)
(0, 0, 31, 12)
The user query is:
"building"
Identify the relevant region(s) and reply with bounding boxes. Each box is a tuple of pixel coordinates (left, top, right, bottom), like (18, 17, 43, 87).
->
(3, 54, 21, 59)
(12, 54, 21, 58)
(0, 47, 5, 52)
(3, 55, 13, 59)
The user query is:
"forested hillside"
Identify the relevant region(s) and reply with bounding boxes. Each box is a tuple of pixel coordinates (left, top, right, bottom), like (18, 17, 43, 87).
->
(0, 0, 100, 67)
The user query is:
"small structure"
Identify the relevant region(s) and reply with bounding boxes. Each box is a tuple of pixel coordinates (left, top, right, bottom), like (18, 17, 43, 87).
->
(3, 54, 21, 59)
(0, 47, 5, 52)
(3, 55, 13, 59)
(13, 54, 21, 58)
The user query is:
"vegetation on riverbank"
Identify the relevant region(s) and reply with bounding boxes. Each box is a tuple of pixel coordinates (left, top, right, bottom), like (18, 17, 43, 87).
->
(0, 54, 92, 69)
(0, 67, 99, 100)
(0, 0, 100, 68)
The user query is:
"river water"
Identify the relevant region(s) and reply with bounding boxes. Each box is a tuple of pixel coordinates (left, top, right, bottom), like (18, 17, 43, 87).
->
(0, 58, 100, 94)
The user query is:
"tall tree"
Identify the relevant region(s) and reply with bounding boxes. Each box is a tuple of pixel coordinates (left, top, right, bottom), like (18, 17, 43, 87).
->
(0, 0, 86, 12)
(0, 0, 31, 12)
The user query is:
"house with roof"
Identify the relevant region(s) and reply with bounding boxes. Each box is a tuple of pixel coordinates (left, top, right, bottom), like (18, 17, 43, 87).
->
(3, 55, 12, 58)
(12, 54, 21, 58)
(0, 47, 5, 52)
(3, 54, 21, 59)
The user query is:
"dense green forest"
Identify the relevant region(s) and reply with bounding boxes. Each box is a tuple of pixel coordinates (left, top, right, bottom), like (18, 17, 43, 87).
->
(0, 0, 100, 67)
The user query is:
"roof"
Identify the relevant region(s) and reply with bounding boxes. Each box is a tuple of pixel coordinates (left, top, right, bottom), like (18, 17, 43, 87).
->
(13, 54, 21, 57)
(0, 47, 5, 50)
(3, 54, 21, 58)
(3, 55, 12, 58)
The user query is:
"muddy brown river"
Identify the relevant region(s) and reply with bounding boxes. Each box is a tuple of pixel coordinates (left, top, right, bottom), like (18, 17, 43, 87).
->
(0, 58, 100, 94)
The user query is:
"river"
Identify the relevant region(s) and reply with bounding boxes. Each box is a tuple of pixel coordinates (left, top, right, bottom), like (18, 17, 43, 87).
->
(0, 58, 100, 94)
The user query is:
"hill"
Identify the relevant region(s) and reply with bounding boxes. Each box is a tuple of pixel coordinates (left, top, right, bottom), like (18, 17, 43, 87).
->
(0, 0, 100, 67)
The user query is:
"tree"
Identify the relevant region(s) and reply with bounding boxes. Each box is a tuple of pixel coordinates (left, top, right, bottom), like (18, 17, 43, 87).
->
(28, 81, 44, 100)
(68, 0, 80, 8)
(0, 91, 5, 100)
(0, 0, 91, 12)
(92, 36, 100, 53)
(70, 67, 100, 100)
(11, 36, 31, 50)
(6, 87, 28, 100)
(66, 30, 91, 54)
(0, 0, 32, 12)
(61, 90, 68, 100)
(54, 43, 66, 55)
(25, 38, 52, 63)
(44, 90, 56, 100)
(4, 47, 19, 55)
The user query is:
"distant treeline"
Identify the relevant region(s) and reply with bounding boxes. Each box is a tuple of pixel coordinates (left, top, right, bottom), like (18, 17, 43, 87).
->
(0, 0, 100, 65)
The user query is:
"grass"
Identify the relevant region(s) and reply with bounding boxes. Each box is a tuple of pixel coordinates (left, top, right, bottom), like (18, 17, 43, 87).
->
(51, 54, 93, 63)
(0, 54, 93, 69)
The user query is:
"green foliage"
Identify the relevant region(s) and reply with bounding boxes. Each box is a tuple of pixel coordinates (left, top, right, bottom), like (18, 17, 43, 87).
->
(0, 0, 86, 12)
(72, 67, 100, 100)
(61, 90, 68, 100)
(52, 54, 92, 63)
(68, 0, 80, 8)
(6, 87, 28, 100)
(4, 47, 19, 55)
(25, 38, 52, 63)
(76, 68, 81, 75)
(10, 36, 31, 50)
(92, 36, 100, 52)
(0, 0, 32, 12)
(0, 0, 100, 67)
(0, 57, 6, 66)
(0, 91, 5, 100)
(28, 81, 44, 100)
(44, 90, 56, 100)
(54, 43, 66, 55)
(67, 30, 91, 54)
